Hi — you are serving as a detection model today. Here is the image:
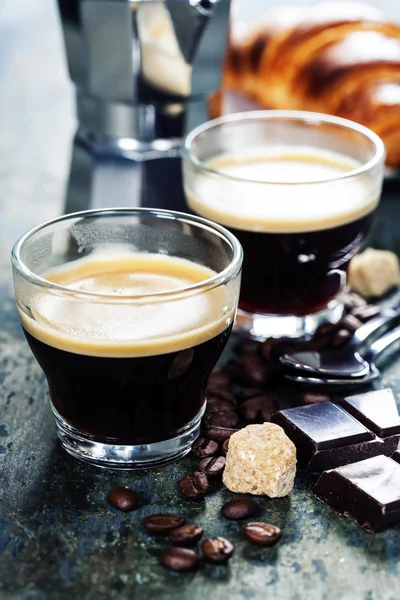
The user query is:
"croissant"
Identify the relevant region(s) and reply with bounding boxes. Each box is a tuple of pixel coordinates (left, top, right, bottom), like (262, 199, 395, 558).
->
(224, 2, 400, 167)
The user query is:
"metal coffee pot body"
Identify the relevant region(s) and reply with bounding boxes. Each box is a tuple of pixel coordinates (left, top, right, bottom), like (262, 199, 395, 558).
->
(58, 0, 231, 213)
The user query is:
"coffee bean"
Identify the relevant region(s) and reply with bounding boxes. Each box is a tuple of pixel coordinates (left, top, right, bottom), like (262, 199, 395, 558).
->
(343, 292, 367, 310)
(221, 498, 258, 520)
(191, 437, 219, 458)
(204, 411, 239, 429)
(107, 487, 139, 512)
(221, 438, 230, 457)
(179, 471, 209, 500)
(207, 388, 237, 408)
(235, 387, 264, 402)
(331, 328, 352, 347)
(202, 425, 239, 442)
(338, 314, 363, 333)
(351, 304, 381, 322)
(201, 537, 234, 563)
(168, 524, 204, 546)
(239, 395, 276, 423)
(244, 522, 281, 546)
(205, 398, 237, 416)
(300, 392, 331, 405)
(208, 371, 231, 388)
(160, 547, 199, 572)
(198, 456, 226, 478)
(143, 514, 185, 535)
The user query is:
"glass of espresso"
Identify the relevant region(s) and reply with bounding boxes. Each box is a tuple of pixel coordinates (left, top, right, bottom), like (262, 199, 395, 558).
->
(182, 110, 385, 339)
(11, 208, 242, 469)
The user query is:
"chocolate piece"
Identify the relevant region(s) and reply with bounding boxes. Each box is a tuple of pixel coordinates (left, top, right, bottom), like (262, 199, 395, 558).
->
(339, 389, 400, 438)
(339, 389, 400, 456)
(273, 403, 385, 471)
(313, 455, 400, 532)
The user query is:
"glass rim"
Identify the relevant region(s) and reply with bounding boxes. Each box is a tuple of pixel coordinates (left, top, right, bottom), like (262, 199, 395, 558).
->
(182, 110, 386, 186)
(11, 207, 243, 303)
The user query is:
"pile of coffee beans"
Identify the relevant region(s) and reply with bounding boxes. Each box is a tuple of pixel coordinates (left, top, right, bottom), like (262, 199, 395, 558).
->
(105, 292, 377, 573)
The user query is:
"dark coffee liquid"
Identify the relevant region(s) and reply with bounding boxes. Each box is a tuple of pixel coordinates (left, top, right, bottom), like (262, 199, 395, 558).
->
(231, 212, 374, 316)
(20, 252, 233, 444)
(186, 150, 379, 316)
(24, 325, 231, 444)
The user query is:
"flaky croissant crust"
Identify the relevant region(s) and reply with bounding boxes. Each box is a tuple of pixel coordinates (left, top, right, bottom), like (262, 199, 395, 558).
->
(224, 2, 400, 166)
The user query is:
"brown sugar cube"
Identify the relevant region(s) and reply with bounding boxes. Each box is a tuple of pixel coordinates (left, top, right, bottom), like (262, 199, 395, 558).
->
(348, 248, 400, 298)
(222, 423, 296, 498)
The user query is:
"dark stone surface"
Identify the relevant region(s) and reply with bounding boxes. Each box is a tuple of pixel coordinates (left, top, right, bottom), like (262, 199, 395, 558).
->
(2, 2, 400, 599)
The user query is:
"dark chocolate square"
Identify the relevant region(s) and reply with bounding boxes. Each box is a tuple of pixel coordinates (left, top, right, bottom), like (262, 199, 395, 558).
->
(313, 455, 400, 532)
(339, 389, 400, 438)
(273, 402, 382, 471)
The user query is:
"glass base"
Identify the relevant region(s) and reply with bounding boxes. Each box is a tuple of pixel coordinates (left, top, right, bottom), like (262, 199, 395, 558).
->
(234, 298, 344, 340)
(53, 407, 204, 470)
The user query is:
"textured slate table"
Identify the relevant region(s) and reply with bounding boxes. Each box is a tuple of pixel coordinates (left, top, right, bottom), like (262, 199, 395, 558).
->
(2, 3, 400, 599)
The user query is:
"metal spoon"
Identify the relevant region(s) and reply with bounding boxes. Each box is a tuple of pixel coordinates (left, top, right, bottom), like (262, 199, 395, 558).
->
(280, 309, 399, 379)
(285, 323, 400, 388)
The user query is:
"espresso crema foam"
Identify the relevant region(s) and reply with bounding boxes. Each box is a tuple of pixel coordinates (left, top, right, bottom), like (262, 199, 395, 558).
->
(185, 147, 379, 233)
(19, 250, 233, 358)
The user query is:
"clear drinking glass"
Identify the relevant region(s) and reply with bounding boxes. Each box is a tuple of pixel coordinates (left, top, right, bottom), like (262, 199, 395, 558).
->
(182, 110, 385, 339)
(11, 208, 242, 469)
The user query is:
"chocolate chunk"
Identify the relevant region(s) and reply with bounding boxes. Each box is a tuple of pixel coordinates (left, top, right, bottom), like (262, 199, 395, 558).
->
(300, 392, 331, 406)
(204, 411, 239, 429)
(337, 314, 363, 332)
(313, 455, 400, 532)
(272, 403, 384, 471)
(239, 395, 276, 423)
(201, 537, 234, 563)
(179, 472, 209, 500)
(202, 425, 239, 442)
(221, 498, 258, 520)
(160, 547, 200, 572)
(235, 387, 264, 402)
(191, 437, 219, 458)
(221, 438, 230, 457)
(351, 304, 381, 322)
(143, 514, 185, 535)
(339, 389, 400, 447)
(244, 522, 281, 546)
(168, 524, 203, 546)
(343, 292, 367, 310)
(107, 487, 139, 512)
(198, 456, 226, 478)
(207, 371, 231, 388)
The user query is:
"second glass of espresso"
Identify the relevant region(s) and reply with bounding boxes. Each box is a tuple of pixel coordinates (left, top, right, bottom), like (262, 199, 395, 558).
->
(183, 111, 385, 339)
(12, 208, 242, 469)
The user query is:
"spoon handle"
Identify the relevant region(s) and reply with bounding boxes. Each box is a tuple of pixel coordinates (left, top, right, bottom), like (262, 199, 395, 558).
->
(369, 324, 400, 363)
(353, 309, 399, 347)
